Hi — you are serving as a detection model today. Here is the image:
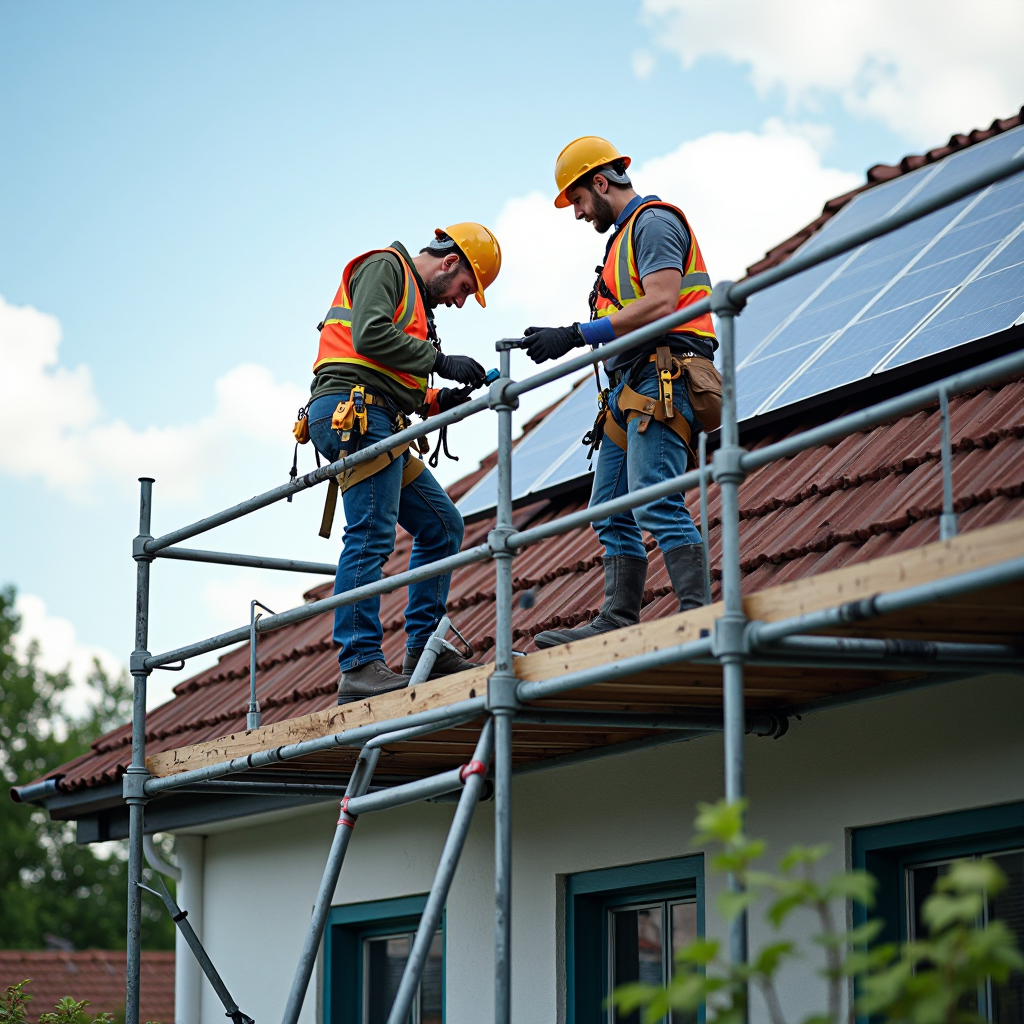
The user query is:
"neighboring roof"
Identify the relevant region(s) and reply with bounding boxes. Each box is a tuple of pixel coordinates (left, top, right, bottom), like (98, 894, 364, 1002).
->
(0, 950, 174, 1024)
(40, 375, 1024, 796)
(746, 106, 1024, 277)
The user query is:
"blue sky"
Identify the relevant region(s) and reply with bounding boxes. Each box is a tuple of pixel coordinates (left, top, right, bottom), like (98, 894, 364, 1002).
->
(1, 0, 1020, 708)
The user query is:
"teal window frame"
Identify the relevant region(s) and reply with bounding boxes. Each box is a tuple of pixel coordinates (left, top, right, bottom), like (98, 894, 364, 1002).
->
(851, 801, 1024, 1024)
(322, 895, 445, 1024)
(566, 855, 705, 1024)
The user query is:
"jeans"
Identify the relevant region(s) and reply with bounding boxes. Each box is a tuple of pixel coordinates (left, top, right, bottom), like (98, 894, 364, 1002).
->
(590, 364, 702, 561)
(308, 392, 465, 672)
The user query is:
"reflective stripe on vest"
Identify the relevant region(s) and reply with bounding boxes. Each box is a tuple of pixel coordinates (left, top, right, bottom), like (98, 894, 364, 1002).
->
(313, 247, 430, 393)
(594, 201, 717, 342)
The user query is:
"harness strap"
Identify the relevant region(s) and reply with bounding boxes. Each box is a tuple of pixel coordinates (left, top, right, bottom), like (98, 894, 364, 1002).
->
(316, 387, 420, 539)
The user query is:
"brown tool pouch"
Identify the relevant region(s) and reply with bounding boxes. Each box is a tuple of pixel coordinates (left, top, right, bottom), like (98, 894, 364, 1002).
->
(678, 354, 723, 432)
(617, 384, 693, 446)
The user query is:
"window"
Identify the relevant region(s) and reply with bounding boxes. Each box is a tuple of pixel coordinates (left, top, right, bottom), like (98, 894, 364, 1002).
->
(853, 801, 1024, 1024)
(566, 855, 704, 1024)
(324, 896, 443, 1024)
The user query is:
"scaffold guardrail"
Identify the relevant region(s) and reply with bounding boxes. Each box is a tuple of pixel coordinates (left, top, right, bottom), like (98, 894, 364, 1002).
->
(119, 146, 1024, 1024)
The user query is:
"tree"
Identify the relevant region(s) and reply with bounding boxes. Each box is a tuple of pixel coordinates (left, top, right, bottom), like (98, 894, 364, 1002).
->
(0, 585, 174, 951)
(614, 800, 1023, 1024)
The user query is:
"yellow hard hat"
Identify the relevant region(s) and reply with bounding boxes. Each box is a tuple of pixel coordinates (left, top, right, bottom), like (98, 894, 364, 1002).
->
(553, 136, 631, 208)
(438, 222, 502, 307)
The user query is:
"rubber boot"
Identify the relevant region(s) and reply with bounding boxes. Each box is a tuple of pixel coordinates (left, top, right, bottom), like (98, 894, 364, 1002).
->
(663, 542, 708, 613)
(402, 645, 477, 679)
(337, 660, 407, 705)
(534, 555, 648, 649)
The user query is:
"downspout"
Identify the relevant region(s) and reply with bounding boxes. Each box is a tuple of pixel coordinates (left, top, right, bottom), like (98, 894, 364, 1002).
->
(144, 834, 204, 1024)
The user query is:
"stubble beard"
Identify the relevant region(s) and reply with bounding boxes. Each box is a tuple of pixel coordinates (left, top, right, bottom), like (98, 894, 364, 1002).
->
(590, 190, 616, 233)
(425, 267, 460, 307)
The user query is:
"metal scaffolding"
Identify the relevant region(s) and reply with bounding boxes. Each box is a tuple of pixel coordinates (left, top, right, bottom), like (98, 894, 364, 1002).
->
(121, 146, 1024, 1024)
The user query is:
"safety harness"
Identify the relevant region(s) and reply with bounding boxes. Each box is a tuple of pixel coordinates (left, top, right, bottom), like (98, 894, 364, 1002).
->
(582, 346, 722, 468)
(292, 385, 431, 539)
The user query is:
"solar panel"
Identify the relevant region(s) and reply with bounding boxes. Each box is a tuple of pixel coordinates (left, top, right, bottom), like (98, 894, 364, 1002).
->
(736, 124, 1024, 418)
(460, 125, 1024, 517)
(455, 375, 603, 518)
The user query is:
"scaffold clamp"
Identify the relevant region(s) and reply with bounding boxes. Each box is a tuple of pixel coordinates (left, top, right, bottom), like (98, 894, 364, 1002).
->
(460, 760, 487, 782)
(338, 795, 357, 829)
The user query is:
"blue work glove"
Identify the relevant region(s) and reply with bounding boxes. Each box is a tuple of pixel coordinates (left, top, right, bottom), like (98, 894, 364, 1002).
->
(523, 324, 585, 364)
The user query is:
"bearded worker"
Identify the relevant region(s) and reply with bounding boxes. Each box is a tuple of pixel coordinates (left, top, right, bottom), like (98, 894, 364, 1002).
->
(525, 138, 720, 648)
(306, 223, 501, 702)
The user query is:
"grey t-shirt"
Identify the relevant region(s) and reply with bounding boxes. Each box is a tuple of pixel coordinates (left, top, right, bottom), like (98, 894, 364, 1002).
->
(604, 205, 716, 372)
(633, 206, 691, 281)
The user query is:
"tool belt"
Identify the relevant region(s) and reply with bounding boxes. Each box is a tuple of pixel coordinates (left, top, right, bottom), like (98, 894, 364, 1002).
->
(581, 347, 722, 468)
(292, 386, 430, 540)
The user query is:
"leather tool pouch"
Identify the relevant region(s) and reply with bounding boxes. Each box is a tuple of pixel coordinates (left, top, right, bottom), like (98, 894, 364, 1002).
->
(679, 355, 722, 432)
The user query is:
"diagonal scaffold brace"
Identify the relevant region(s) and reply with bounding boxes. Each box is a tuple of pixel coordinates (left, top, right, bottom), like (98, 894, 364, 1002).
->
(139, 873, 255, 1024)
(279, 708, 493, 1024)
(386, 717, 496, 1024)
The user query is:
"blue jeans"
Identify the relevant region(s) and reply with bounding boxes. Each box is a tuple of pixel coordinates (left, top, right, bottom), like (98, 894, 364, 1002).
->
(590, 364, 702, 560)
(308, 393, 465, 671)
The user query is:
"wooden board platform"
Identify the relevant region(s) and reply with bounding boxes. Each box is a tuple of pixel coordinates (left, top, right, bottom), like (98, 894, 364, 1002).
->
(147, 520, 1024, 783)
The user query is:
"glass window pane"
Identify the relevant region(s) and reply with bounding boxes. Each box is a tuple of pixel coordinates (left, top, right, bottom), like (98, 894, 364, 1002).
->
(420, 931, 444, 1024)
(670, 901, 698, 960)
(612, 905, 665, 1023)
(670, 902, 699, 1024)
(988, 850, 1024, 1024)
(365, 934, 411, 1024)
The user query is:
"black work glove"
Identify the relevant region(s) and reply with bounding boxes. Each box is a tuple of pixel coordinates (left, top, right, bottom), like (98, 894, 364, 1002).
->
(523, 324, 584, 364)
(433, 351, 486, 386)
(436, 385, 474, 413)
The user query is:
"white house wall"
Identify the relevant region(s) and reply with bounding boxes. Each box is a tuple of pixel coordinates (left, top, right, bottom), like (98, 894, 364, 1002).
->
(181, 672, 1023, 1024)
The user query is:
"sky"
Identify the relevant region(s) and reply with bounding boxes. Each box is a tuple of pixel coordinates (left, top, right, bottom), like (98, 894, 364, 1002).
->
(2, 0, 1022, 712)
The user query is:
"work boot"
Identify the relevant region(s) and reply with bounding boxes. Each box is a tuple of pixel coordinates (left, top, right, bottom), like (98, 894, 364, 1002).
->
(664, 542, 708, 613)
(402, 645, 477, 679)
(534, 555, 648, 649)
(337, 661, 407, 705)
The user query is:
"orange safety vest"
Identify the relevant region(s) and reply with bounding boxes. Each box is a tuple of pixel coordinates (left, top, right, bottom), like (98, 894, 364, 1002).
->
(313, 247, 431, 395)
(592, 201, 717, 344)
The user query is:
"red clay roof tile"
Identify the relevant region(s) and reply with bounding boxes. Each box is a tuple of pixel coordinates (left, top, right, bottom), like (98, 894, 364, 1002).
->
(28, 371, 1023, 797)
(0, 950, 173, 1024)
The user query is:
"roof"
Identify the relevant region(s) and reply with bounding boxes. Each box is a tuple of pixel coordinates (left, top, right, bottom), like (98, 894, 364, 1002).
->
(41, 374, 1024, 795)
(0, 950, 174, 1024)
(19, 110, 1024, 802)
(745, 105, 1024, 278)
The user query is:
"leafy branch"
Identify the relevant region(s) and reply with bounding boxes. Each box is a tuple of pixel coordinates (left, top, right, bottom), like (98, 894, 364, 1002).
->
(613, 800, 1022, 1024)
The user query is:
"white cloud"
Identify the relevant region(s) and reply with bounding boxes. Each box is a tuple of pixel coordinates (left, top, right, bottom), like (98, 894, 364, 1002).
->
(642, 0, 1024, 146)
(13, 593, 125, 717)
(201, 572, 315, 639)
(632, 49, 657, 80)
(632, 121, 861, 279)
(483, 122, 859, 297)
(0, 294, 306, 502)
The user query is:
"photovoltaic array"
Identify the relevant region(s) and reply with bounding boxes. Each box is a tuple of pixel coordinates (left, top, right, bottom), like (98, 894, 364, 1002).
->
(457, 126, 1024, 517)
(735, 124, 1024, 417)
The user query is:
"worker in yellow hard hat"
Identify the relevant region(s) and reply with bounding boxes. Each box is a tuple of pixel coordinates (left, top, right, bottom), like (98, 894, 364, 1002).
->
(302, 222, 501, 702)
(527, 137, 721, 649)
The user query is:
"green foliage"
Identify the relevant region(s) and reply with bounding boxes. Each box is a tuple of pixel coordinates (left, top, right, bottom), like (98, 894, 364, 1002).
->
(613, 799, 1023, 1024)
(0, 585, 174, 951)
(0, 980, 149, 1024)
(0, 980, 30, 1024)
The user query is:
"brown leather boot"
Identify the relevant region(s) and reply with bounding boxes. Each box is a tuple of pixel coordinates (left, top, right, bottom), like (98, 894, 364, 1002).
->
(402, 645, 477, 679)
(337, 661, 407, 705)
